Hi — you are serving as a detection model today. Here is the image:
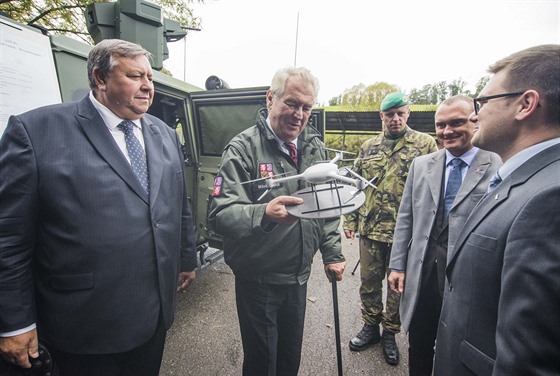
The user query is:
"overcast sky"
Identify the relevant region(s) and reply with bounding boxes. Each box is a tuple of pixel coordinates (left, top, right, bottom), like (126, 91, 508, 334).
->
(164, 0, 559, 104)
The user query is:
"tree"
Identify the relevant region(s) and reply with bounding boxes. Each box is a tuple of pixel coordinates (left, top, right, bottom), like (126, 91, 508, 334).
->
(0, 0, 204, 43)
(340, 82, 398, 110)
(329, 96, 341, 106)
(474, 76, 490, 97)
(448, 78, 469, 97)
(408, 84, 432, 105)
(408, 79, 477, 105)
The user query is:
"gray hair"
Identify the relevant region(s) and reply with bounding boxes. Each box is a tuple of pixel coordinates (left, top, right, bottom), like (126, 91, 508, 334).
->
(87, 39, 152, 91)
(269, 67, 320, 103)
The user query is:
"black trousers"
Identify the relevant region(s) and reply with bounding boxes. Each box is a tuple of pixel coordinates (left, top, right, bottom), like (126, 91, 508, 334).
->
(49, 312, 167, 376)
(408, 267, 442, 376)
(235, 278, 307, 376)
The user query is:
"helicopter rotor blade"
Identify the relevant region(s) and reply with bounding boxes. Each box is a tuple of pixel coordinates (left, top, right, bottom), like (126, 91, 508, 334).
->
(345, 168, 378, 190)
(346, 168, 367, 181)
(366, 177, 378, 189)
(343, 189, 362, 204)
(324, 148, 356, 156)
(257, 188, 272, 201)
(239, 171, 293, 185)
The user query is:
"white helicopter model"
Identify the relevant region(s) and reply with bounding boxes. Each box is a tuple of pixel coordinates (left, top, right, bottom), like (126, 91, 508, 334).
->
(243, 149, 377, 219)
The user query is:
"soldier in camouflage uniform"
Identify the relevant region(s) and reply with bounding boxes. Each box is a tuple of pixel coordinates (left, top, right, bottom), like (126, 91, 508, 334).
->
(343, 92, 437, 366)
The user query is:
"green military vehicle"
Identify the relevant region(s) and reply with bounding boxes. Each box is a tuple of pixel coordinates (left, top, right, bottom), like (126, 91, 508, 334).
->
(0, 0, 324, 267)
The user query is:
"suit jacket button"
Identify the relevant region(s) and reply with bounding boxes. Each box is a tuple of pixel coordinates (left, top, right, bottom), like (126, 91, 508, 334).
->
(448, 283, 453, 291)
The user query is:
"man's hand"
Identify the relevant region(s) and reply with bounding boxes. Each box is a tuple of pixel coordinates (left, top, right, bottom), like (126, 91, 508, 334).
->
(177, 270, 196, 293)
(0, 329, 38, 369)
(325, 261, 347, 282)
(343, 230, 355, 240)
(262, 195, 303, 226)
(388, 271, 405, 294)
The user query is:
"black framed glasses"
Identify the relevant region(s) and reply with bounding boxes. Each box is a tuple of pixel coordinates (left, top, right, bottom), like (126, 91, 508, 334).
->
(473, 92, 524, 115)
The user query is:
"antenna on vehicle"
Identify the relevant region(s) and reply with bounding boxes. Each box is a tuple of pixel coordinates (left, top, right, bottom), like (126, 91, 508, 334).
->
(294, 12, 299, 67)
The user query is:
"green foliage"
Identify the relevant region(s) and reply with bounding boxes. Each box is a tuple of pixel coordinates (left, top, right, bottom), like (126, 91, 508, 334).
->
(325, 133, 376, 161)
(340, 82, 398, 110)
(0, 0, 205, 43)
(406, 78, 477, 105)
(320, 104, 436, 112)
(334, 78, 480, 109)
(328, 96, 340, 106)
(474, 76, 491, 97)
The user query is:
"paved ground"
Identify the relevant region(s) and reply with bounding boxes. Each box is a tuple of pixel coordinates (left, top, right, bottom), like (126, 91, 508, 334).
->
(161, 234, 408, 376)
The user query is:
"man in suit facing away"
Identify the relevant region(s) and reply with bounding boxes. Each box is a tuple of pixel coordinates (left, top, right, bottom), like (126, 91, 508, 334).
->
(388, 95, 501, 376)
(0, 39, 197, 376)
(434, 45, 560, 375)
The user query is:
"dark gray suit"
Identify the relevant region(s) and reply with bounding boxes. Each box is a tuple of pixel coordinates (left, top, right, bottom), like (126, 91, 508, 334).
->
(390, 148, 501, 332)
(0, 96, 197, 354)
(434, 143, 560, 375)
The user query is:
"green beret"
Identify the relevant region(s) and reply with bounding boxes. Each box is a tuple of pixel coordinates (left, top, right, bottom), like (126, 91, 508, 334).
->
(380, 92, 409, 111)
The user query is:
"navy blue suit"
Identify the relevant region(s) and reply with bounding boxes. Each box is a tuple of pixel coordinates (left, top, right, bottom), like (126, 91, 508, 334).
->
(0, 96, 197, 354)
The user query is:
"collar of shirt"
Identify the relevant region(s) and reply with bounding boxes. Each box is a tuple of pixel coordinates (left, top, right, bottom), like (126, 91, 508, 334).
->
(497, 138, 560, 181)
(88, 92, 146, 157)
(445, 147, 479, 183)
(445, 147, 479, 168)
(89, 91, 142, 131)
(265, 117, 298, 153)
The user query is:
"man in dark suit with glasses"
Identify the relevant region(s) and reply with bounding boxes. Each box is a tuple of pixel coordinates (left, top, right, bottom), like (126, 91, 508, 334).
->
(434, 44, 560, 375)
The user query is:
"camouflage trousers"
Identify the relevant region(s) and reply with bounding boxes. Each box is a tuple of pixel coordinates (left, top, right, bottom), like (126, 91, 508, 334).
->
(358, 237, 401, 333)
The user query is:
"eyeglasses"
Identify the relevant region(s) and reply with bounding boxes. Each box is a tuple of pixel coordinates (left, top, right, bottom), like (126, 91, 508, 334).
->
(473, 92, 524, 115)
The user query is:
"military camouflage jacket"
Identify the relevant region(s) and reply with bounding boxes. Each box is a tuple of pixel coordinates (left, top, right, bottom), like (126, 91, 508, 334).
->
(343, 126, 437, 242)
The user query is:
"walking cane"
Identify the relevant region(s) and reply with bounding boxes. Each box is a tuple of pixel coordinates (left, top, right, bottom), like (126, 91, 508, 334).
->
(351, 259, 360, 275)
(329, 270, 343, 376)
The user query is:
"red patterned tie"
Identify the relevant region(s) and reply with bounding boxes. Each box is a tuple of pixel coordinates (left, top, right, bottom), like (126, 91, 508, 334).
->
(284, 142, 297, 167)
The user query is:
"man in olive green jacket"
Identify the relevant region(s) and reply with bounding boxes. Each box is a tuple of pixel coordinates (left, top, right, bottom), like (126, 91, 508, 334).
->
(343, 92, 437, 366)
(209, 67, 345, 376)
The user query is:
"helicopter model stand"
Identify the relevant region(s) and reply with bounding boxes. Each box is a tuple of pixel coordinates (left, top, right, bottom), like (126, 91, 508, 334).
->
(286, 180, 366, 219)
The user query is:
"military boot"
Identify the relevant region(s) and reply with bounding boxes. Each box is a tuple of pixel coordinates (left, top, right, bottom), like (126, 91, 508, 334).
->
(349, 323, 380, 351)
(381, 330, 399, 365)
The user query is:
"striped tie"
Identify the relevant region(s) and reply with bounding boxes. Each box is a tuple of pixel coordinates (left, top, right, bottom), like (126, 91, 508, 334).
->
(284, 142, 298, 167)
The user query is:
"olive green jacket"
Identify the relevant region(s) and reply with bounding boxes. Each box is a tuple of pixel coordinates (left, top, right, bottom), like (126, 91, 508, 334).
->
(208, 109, 344, 285)
(343, 126, 437, 242)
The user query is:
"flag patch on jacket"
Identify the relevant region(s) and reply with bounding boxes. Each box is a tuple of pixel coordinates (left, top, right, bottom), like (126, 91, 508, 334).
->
(213, 176, 223, 196)
(259, 163, 274, 179)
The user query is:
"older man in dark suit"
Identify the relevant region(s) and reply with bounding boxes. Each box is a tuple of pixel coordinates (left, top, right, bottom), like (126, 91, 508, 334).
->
(388, 95, 501, 375)
(434, 44, 560, 375)
(0, 39, 197, 376)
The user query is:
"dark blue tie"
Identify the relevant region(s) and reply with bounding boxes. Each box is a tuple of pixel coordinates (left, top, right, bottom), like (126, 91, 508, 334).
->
(118, 120, 149, 195)
(444, 158, 466, 218)
(285, 142, 298, 167)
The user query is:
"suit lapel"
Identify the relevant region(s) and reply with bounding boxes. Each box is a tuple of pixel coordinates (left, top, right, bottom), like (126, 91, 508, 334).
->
(450, 150, 491, 211)
(447, 178, 509, 268)
(75, 97, 149, 204)
(447, 144, 560, 269)
(428, 150, 445, 206)
(142, 116, 163, 203)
